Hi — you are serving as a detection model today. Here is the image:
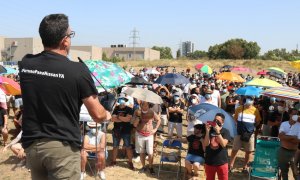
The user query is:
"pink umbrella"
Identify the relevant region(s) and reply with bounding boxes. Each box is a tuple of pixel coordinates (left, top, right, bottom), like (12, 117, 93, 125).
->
(257, 70, 268, 75)
(231, 66, 255, 73)
(195, 63, 204, 71)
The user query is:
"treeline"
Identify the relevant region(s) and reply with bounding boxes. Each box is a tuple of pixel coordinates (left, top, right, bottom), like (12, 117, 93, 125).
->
(151, 38, 300, 61)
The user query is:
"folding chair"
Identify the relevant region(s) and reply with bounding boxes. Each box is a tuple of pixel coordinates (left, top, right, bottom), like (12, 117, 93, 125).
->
(158, 139, 182, 179)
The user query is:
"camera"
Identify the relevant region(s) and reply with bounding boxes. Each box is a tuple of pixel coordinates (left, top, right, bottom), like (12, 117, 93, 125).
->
(207, 121, 216, 127)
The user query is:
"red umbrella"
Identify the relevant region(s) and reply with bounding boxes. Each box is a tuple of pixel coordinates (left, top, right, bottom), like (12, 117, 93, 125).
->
(195, 63, 204, 71)
(257, 70, 268, 75)
(231, 66, 255, 73)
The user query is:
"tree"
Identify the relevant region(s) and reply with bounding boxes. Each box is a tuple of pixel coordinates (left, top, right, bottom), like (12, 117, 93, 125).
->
(187, 50, 207, 59)
(176, 49, 181, 59)
(207, 38, 261, 59)
(152, 46, 173, 59)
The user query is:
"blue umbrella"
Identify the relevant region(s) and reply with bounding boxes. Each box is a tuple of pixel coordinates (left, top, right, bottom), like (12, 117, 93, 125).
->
(1, 67, 18, 74)
(235, 86, 262, 96)
(188, 103, 237, 138)
(154, 73, 190, 85)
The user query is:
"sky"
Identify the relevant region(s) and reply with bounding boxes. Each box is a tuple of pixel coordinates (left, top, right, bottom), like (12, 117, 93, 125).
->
(1, 0, 300, 56)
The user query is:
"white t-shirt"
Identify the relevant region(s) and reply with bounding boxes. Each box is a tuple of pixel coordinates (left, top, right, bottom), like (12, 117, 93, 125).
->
(211, 90, 220, 107)
(279, 121, 300, 139)
(186, 108, 203, 136)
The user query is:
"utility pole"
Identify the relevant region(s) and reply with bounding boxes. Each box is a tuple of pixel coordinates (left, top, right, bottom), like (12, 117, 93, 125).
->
(129, 28, 139, 60)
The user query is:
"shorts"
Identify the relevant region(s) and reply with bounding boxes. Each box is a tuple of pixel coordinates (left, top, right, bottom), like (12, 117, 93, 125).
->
(168, 122, 182, 137)
(185, 153, 205, 165)
(232, 134, 255, 152)
(14, 98, 23, 108)
(135, 132, 154, 155)
(112, 133, 131, 148)
(161, 114, 168, 126)
(25, 138, 80, 180)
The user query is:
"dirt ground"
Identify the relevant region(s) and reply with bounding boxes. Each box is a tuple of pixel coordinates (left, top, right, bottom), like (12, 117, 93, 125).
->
(0, 110, 269, 180)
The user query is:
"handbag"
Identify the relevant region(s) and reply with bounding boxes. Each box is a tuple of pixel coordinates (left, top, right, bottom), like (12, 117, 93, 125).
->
(239, 105, 253, 142)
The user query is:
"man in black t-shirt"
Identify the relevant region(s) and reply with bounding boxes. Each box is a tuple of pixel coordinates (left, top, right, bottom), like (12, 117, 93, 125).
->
(19, 14, 110, 180)
(168, 95, 185, 138)
(204, 113, 230, 180)
(110, 95, 134, 170)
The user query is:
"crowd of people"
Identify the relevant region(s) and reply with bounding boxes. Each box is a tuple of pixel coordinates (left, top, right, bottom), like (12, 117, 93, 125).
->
(1, 13, 300, 180)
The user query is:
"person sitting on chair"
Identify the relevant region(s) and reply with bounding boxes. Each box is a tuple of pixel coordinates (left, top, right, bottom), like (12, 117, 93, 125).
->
(170, 124, 206, 180)
(80, 122, 106, 180)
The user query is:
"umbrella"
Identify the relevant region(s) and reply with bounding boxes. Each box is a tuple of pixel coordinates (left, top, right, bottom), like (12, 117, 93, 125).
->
(123, 87, 163, 104)
(0, 76, 21, 95)
(217, 72, 245, 82)
(126, 71, 134, 78)
(245, 78, 282, 88)
(231, 66, 255, 74)
(84, 60, 131, 89)
(154, 73, 190, 85)
(268, 67, 286, 75)
(261, 87, 300, 101)
(188, 103, 237, 138)
(222, 65, 233, 69)
(257, 70, 268, 75)
(0, 65, 7, 74)
(1, 67, 18, 75)
(145, 68, 160, 75)
(126, 76, 152, 85)
(290, 60, 300, 71)
(235, 86, 262, 96)
(195, 63, 204, 71)
(200, 65, 213, 74)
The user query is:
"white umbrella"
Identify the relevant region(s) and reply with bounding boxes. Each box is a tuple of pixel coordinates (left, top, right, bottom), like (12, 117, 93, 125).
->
(123, 87, 163, 104)
(145, 68, 160, 75)
(126, 71, 134, 78)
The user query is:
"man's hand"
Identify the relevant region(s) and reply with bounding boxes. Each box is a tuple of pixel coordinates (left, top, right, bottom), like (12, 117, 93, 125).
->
(105, 111, 112, 120)
(17, 149, 25, 159)
(214, 124, 221, 134)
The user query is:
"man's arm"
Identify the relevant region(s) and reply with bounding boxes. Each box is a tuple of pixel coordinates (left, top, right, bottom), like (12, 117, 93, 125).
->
(118, 114, 132, 122)
(279, 132, 299, 143)
(83, 95, 111, 123)
(152, 112, 161, 134)
(203, 123, 210, 147)
(83, 135, 106, 152)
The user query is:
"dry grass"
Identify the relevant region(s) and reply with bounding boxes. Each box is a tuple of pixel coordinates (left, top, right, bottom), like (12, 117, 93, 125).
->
(118, 59, 297, 74)
(0, 111, 253, 180)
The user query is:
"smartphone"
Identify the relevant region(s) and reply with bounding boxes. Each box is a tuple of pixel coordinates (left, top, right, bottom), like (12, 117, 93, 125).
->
(207, 121, 216, 127)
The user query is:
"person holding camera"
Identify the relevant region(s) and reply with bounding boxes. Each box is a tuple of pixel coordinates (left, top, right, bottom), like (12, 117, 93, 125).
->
(229, 96, 261, 173)
(203, 113, 231, 180)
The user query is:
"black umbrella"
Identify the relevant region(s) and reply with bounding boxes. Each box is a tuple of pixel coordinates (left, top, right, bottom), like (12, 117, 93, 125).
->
(0, 65, 7, 74)
(126, 76, 152, 85)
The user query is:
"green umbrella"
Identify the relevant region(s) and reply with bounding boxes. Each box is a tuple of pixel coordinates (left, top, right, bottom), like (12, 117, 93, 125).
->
(200, 65, 213, 74)
(84, 60, 131, 89)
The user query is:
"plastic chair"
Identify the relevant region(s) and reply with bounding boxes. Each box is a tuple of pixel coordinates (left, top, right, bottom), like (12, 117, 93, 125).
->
(158, 139, 182, 179)
(249, 136, 280, 180)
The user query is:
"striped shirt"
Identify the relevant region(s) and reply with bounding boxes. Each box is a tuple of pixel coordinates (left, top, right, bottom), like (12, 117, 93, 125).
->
(234, 105, 261, 134)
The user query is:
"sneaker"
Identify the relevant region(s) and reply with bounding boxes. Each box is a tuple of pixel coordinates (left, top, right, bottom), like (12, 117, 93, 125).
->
(145, 155, 149, 160)
(229, 166, 233, 173)
(149, 167, 155, 175)
(133, 156, 140, 163)
(98, 171, 106, 180)
(128, 161, 134, 170)
(139, 166, 147, 173)
(80, 172, 86, 180)
(242, 167, 248, 174)
(17, 159, 26, 167)
(109, 161, 116, 167)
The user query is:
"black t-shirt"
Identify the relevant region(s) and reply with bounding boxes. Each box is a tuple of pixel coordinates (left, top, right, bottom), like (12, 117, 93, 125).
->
(205, 128, 231, 166)
(112, 106, 133, 134)
(0, 108, 7, 126)
(161, 96, 170, 115)
(269, 110, 289, 137)
(169, 102, 185, 123)
(187, 135, 204, 157)
(19, 51, 98, 149)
